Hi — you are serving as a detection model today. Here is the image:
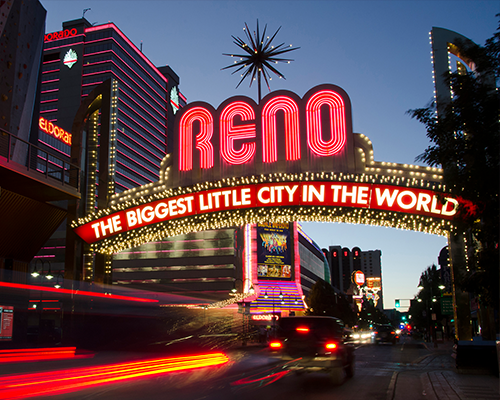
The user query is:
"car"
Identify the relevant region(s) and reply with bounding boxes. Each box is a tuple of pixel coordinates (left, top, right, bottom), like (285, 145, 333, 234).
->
(269, 316, 355, 385)
(348, 330, 373, 344)
(373, 324, 399, 345)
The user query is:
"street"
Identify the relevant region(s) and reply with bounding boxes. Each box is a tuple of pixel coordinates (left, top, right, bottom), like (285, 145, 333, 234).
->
(1, 336, 498, 400)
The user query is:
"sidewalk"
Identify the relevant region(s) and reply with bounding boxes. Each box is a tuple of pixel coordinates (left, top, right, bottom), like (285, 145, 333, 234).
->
(392, 340, 500, 400)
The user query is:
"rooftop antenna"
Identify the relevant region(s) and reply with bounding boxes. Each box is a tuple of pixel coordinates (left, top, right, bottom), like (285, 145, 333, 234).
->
(83, 8, 91, 18)
(140, 41, 143, 53)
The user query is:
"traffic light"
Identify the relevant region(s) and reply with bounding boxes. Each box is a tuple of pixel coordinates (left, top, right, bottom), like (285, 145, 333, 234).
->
(395, 299, 400, 308)
(402, 316, 406, 321)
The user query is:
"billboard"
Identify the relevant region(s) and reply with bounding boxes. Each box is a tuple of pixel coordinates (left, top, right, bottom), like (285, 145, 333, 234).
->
(257, 222, 292, 279)
(0, 306, 14, 341)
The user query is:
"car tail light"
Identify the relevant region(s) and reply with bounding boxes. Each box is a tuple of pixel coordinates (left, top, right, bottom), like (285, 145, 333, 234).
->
(325, 342, 337, 350)
(269, 341, 283, 349)
(296, 327, 309, 333)
(391, 331, 395, 335)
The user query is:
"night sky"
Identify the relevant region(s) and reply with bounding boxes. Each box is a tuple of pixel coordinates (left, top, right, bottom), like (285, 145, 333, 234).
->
(39, 0, 499, 310)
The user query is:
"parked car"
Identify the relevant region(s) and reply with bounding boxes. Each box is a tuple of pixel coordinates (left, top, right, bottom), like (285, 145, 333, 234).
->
(373, 324, 399, 345)
(269, 316, 355, 385)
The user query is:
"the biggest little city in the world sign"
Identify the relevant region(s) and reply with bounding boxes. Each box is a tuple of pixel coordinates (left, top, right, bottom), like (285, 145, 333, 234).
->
(72, 84, 460, 254)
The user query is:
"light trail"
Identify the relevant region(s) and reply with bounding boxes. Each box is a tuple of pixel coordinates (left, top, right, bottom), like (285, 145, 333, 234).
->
(0, 352, 229, 399)
(0, 347, 93, 364)
(0, 282, 158, 303)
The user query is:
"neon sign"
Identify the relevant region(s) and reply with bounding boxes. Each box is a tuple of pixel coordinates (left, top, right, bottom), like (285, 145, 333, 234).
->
(352, 270, 365, 286)
(174, 84, 351, 187)
(44, 28, 78, 42)
(72, 84, 465, 254)
(39, 117, 72, 146)
(251, 314, 279, 321)
(74, 181, 458, 245)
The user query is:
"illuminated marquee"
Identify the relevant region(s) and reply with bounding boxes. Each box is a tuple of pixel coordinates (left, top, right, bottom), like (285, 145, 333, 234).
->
(72, 84, 464, 254)
(74, 180, 458, 248)
(39, 117, 72, 146)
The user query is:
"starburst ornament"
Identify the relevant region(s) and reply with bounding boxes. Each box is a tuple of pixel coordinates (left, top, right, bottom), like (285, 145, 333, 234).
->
(222, 20, 299, 102)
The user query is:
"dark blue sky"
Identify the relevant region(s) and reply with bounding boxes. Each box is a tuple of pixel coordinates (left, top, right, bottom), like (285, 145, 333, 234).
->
(40, 0, 499, 310)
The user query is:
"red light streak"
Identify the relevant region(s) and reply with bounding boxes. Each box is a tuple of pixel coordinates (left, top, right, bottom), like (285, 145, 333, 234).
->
(220, 101, 256, 165)
(0, 352, 228, 399)
(269, 341, 282, 349)
(0, 347, 89, 364)
(179, 107, 214, 171)
(0, 282, 158, 303)
(262, 96, 300, 162)
(231, 370, 289, 387)
(306, 89, 346, 157)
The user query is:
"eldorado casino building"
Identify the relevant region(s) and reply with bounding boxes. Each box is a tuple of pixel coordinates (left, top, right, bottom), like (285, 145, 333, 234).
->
(35, 18, 331, 316)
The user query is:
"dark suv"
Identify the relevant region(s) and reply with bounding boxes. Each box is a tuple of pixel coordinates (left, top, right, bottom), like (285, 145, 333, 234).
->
(269, 316, 355, 385)
(373, 324, 399, 345)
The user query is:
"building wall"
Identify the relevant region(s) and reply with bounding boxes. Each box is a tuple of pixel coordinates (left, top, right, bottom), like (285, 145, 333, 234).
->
(298, 234, 326, 298)
(0, 0, 45, 143)
(112, 228, 239, 302)
(35, 18, 185, 283)
(326, 245, 384, 310)
(39, 18, 176, 190)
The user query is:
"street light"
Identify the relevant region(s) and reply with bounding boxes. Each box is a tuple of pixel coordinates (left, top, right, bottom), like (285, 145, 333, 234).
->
(45, 261, 53, 280)
(417, 273, 444, 348)
(54, 274, 63, 289)
(230, 278, 256, 346)
(230, 278, 255, 295)
(264, 286, 283, 337)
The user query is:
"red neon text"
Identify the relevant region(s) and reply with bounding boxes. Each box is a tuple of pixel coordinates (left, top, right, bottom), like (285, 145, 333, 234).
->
(44, 28, 78, 42)
(39, 117, 72, 146)
(177, 86, 348, 171)
(74, 182, 459, 244)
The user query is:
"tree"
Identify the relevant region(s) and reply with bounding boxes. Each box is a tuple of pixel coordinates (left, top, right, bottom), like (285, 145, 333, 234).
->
(306, 279, 356, 326)
(222, 20, 299, 102)
(409, 265, 444, 340)
(408, 16, 499, 339)
(357, 298, 390, 330)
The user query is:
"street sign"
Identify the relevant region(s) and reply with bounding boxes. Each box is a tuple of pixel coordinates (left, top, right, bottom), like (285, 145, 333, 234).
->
(440, 296, 453, 315)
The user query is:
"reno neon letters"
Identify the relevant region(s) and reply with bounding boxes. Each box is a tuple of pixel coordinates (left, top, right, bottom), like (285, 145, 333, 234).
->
(176, 85, 349, 173)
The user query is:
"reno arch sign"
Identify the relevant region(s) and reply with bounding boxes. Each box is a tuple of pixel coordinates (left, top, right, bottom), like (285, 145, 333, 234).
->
(72, 84, 461, 254)
(172, 84, 355, 188)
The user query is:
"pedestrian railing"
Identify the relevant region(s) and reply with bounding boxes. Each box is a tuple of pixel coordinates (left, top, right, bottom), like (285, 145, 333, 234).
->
(0, 128, 80, 191)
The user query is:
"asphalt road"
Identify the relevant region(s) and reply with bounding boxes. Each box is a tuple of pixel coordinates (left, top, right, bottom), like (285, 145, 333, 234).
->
(2, 337, 498, 400)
